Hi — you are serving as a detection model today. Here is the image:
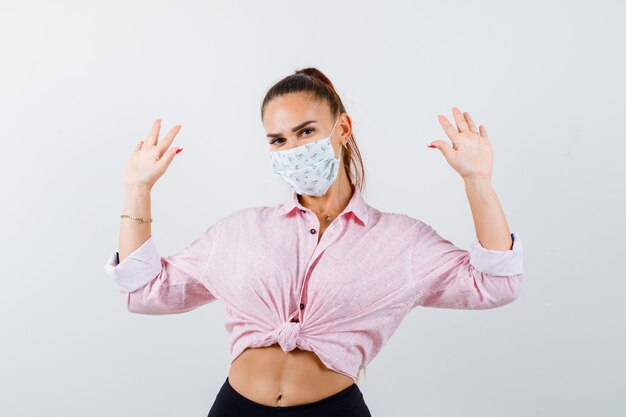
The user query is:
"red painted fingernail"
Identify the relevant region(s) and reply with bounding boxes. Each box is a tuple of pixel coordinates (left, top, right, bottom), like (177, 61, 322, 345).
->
(176, 148, 183, 154)
(427, 145, 436, 148)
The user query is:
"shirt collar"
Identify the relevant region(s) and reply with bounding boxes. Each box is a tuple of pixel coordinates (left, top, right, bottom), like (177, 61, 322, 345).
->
(276, 186, 370, 226)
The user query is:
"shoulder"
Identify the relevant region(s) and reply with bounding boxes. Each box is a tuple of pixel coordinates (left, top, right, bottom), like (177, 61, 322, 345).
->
(211, 205, 276, 230)
(372, 207, 424, 230)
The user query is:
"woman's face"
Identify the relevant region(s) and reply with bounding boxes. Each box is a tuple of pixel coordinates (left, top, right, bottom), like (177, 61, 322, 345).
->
(263, 92, 350, 157)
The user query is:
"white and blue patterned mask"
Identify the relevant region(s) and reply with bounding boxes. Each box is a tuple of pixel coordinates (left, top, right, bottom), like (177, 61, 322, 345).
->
(270, 117, 342, 197)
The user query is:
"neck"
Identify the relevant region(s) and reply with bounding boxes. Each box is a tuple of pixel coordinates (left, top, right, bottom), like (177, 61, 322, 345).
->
(298, 167, 353, 216)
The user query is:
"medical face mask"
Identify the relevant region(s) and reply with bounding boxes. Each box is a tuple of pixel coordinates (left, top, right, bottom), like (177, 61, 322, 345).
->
(270, 117, 342, 197)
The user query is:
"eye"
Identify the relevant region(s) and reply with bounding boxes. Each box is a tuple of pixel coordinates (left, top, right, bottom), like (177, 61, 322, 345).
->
(269, 128, 316, 146)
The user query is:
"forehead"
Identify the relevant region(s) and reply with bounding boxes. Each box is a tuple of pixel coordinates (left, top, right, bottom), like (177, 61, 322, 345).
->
(263, 93, 331, 131)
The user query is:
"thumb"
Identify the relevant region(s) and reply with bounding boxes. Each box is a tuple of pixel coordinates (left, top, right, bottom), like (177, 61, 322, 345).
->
(428, 140, 454, 161)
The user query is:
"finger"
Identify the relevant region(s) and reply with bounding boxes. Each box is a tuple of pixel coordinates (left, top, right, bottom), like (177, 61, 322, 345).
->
(145, 118, 162, 146)
(157, 124, 182, 154)
(156, 145, 181, 172)
(438, 114, 460, 140)
(452, 107, 469, 132)
(133, 140, 143, 152)
(463, 111, 479, 134)
(479, 125, 489, 140)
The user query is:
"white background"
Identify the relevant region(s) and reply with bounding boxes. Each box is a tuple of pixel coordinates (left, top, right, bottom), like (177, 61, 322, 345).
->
(0, 0, 624, 416)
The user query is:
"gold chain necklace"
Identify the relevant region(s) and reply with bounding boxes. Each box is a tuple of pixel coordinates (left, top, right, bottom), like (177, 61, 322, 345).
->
(308, 206, 339, 222)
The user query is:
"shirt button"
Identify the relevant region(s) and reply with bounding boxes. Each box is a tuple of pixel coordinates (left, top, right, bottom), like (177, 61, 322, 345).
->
(310, 228, 317, 234)
(300, 303, 305, 309)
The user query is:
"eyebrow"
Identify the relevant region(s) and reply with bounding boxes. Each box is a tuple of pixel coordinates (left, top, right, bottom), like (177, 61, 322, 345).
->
(266, 120, 317, 138)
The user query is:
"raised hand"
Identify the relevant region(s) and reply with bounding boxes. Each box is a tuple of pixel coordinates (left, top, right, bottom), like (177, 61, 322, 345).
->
(428, 107, 493, 181)
(123, 119, 183, 191)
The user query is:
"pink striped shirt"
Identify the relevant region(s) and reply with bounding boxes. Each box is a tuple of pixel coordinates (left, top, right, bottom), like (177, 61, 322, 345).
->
(104, 187, 524, 383)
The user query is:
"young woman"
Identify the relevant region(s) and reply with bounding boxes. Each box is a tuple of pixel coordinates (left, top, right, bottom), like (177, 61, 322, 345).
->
(104, 68, 524, 417)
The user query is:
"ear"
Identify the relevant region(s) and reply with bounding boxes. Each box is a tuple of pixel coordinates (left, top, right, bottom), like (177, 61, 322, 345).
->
(338, 113, 353, 140)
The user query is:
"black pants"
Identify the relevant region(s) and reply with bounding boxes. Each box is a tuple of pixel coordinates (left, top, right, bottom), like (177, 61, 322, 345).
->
(207, 377, 372, 417)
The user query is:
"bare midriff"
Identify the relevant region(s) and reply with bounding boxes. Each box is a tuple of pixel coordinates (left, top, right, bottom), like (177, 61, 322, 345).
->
(227, 344, 355, 407)
(227, 216, 354, 406)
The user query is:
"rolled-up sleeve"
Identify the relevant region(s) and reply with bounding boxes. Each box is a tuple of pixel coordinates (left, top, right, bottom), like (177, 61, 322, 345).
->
(104, 236, 163, 293)
(103, 227, 219, 315)
(411, 220, 524, 310)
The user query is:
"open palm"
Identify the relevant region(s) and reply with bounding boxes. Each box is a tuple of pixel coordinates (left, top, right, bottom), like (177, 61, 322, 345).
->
(123, 119, 183, 191)
(429, 107, 493, 180)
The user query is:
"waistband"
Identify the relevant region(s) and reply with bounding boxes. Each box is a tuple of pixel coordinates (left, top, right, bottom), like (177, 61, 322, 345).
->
(213, 376, 366, 416)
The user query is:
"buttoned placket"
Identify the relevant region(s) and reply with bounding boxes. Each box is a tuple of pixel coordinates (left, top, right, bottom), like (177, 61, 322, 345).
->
(292, 207, 345, 324)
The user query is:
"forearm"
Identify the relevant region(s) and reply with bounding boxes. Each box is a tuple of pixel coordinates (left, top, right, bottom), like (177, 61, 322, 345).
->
(118, 185, 153, 262)
(463, 176, 513, 251)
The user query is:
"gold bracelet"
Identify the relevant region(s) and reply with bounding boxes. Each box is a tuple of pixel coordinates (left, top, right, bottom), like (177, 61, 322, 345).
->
(120, 214, 153, 224)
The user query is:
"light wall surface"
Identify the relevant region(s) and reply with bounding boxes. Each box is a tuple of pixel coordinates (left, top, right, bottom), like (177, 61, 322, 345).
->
(0, 1, 623, 416)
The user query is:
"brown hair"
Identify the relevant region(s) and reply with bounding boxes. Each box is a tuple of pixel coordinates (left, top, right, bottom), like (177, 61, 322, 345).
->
(260, 68, 368, 384)
(260, 67, 367, 196)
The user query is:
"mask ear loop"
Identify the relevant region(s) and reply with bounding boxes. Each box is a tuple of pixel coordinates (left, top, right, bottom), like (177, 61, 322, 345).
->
(330, 115, 345, 158)
(332, 116, 346, 150)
